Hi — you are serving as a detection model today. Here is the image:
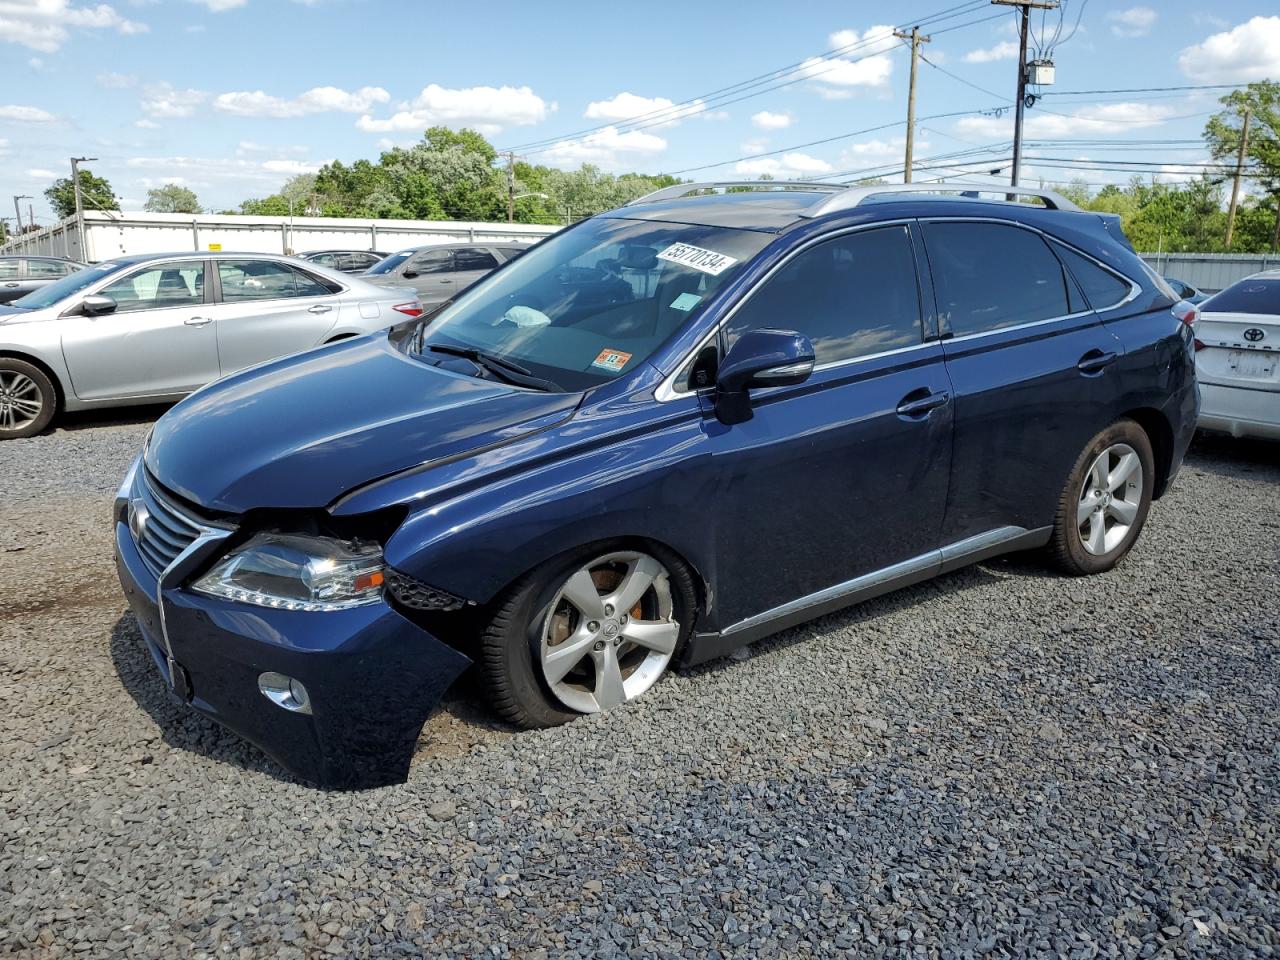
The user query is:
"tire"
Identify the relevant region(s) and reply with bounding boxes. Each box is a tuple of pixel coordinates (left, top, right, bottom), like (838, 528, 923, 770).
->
(481, 542, 698, 729)
(1047, 418, 1155, 575)
(0, 358, 57, 440)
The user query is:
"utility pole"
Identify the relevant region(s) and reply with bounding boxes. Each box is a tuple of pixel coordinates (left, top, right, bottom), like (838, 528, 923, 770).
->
(505, 151, 516, 223)
(893, 27, 930, 182)
(70, 156, 97, 253)
(1224, 106, 1251, 250)
(13, 195, 30, 233)
(992, 1, 1058, 188)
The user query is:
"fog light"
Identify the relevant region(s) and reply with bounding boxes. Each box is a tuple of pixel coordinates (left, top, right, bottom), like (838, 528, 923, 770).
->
(258, 671, 312, 715)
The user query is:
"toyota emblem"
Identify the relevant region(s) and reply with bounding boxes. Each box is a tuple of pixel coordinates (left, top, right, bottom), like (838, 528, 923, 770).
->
(1243, 328, 1265, 342)
(128, 498, 150, 542)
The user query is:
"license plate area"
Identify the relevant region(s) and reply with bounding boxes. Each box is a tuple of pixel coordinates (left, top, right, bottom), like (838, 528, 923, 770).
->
(1227, 349, 1278, 381)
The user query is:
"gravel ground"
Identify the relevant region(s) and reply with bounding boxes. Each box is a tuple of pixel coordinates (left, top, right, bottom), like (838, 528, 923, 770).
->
(1, 413, 1278, 959)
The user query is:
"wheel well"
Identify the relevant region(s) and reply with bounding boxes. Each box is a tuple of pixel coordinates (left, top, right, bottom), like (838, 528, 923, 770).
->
(0, 350, 64, 412)
(1122, 407, 1174, 499)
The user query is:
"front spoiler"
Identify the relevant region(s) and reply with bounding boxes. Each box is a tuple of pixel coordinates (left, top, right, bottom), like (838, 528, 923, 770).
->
(114, 520, 471, 789)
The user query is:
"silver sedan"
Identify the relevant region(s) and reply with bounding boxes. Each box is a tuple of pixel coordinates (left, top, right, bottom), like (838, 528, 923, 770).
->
(0, 251, 422, 438)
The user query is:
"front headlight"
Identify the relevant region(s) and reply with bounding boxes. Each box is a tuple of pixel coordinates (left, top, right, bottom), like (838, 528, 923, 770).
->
(192, 532, 385, 611)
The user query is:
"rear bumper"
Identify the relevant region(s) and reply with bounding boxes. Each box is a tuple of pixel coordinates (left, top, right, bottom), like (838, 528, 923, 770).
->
(1198, 381, 1280, 441)
(113, 519, 471, 789)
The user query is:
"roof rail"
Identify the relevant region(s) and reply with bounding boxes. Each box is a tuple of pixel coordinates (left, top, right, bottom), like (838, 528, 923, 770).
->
(625, 180, 846, 206)
(803, 182, 1082, 217)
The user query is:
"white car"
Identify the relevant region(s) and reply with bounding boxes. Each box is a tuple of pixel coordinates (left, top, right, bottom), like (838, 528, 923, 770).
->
(0, 251, 422, 439)
(1194, 270, 1280, 440)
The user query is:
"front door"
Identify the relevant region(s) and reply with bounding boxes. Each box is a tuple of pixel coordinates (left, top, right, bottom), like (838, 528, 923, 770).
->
(920, 219, 1126, 543)
(401, 248, 455, 306)
(210, 258, 340, 375)
(452, 246, 501, 296)
(60, 259, 220, 400)
(706, 224, 953, 630)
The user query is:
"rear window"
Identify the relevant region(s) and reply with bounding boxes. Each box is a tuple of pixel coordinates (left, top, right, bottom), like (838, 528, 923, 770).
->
(1052, 243, 1133, 310)
(1201, 279, 1280, 316)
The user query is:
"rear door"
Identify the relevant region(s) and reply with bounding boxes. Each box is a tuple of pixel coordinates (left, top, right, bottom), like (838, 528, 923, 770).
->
(401, 248, 455, 306)
(60, 259, 220, 400)
(921, 219, 1125, 544)
(210, 258, 341, 375)
(1196, 278, 1280, 394)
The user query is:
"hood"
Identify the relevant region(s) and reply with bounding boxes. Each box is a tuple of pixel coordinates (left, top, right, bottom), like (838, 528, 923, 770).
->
(145, 335, 580, 514)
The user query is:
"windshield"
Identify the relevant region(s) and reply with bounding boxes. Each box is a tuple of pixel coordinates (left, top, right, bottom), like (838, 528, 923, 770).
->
(365, 251, 414, 275)
(1202, 278, 1280, 315)
(12, 261, 123, 310)
(413, 217, 772, 390)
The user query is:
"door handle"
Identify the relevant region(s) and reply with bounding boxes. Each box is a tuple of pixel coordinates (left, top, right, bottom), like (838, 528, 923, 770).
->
(4, 282, 18, 287)
(307, 304, 332, 314)
(439, 279, 453, 284)
(896, 389, 951, 418)
(184, 316, 213, 327)
(1077, 349, 1118, 375)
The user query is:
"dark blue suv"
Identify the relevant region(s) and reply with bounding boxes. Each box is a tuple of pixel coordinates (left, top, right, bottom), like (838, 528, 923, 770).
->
(113, 182, 1199, 788)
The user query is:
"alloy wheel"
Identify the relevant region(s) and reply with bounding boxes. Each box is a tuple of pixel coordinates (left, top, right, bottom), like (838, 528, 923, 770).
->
(1077, 442, 1144, 556)
(539, 550, 679, 714)
(0, 371, 43, 432)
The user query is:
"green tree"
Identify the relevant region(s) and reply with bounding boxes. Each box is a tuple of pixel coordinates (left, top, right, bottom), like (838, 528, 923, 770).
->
(1205, 81, 1280, 250)
(144, 183, 201, 213)
(44, 169, 119, 219)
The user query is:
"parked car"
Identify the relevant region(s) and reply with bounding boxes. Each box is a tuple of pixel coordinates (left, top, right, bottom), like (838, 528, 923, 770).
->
(362, 242, 528, 309)
(0, 252, 421, 438)
(296, 249, 388, 274)
(1163, 276, 1209, 305)
(113, 182, 1198, 788)
(1193, 270, 1280, 440)
(0, 255, 85, 304)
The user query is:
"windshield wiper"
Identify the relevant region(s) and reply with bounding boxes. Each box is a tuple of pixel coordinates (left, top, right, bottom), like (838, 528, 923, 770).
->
(423, 343, 561, 392)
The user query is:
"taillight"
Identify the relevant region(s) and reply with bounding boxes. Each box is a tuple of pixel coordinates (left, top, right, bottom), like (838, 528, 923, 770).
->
(392, 301, 423, 317)
(1171, 300, 1204, 351)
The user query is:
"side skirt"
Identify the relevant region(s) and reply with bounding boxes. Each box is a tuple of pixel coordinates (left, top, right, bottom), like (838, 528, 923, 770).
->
(684, 525, 1052, 666)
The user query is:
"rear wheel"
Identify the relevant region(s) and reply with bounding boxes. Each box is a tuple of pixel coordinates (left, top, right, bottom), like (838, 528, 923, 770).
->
(1048, 419, 1154, 575)
(481, 544, 696, 728)
(0, 359, 56, 439)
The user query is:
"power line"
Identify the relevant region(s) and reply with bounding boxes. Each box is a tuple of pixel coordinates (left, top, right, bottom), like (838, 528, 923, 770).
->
(1043, 83, 1245, 96)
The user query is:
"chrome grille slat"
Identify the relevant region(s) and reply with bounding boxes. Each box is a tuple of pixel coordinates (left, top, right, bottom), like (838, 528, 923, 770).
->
(130, 470, 206, 577)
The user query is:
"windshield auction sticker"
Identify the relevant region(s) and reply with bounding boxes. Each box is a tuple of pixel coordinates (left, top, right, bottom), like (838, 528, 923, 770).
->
(591, 348, 633, 373)
(657, 242, 739, 276)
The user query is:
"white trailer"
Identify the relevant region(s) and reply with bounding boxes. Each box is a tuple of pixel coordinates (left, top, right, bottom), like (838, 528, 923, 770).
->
(0, 210, 559, 263)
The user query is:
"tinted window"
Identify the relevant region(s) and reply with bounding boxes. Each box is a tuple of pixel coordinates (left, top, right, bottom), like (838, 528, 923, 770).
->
(1052, 243, 1133, 309)
(28, 259, 72, 278)
(365, 251, 413, 275)
(407, 249, 453, 274)
(726, 225, 923, 364)
(924, 221, 1071, 336)
(340, 253, 378, 271)
(1201, 279, 1280, 315)
(98, 262, 205, 313)
(309, 253, 337, 267)
(456, 248, 499, 271)
(0, 259, 19, 279)
(219, 260, 329, 302)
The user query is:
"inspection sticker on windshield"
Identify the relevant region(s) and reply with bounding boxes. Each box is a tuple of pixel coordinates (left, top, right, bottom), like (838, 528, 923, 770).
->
(657, 242, 738, 276)
(592, 348, 633, 373)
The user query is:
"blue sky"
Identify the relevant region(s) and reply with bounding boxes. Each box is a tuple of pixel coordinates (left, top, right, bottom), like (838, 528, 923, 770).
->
(3, 0, 1279, 224)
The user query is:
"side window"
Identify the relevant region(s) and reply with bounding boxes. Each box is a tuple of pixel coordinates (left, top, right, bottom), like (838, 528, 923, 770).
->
(218, 260, 329, 302)
(28, 259, 70, 278)
(725, 225, 923, 366)
(310, 254, 336, 267)
(1052, 242, 1134, 310)
(339, 253, 374, 272)
(924, 221, 1071, 337)
(0, 260, 20, 279)
(406, 249, 453, 275)
(97, 262, 205, 313)
(456, 248, 499, 271)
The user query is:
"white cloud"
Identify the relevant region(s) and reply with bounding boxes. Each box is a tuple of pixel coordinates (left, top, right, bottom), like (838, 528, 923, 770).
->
(261, 158, 322, 175)
(539, 126, 667, 171)
(125, 154, 328, 192)
(0, 104, 57, 122)
(836, 136, 921, 176)
(236, 140, 308, 156)
(740, 139, 769, 156)
(583, 91, 707, 127)
(735, 151, 833, 179)
(98, 71, 137, 88)
(1107, 6, 1157, 37)
(0, 0, 148, 52)
(27, 167, 58, 178)
(215, 85, 390, 118)
(191, 0, 245, 9)
(797, 25, 896, 96)
(1178, 16, 1280, 83)
(356, 84, 549, 135)
(955, 102, 1174, 138)
(964, 40, 1019, 64)
(751, 110, 792, 131)
(28, 56, 44, 68)
(134, 118, 160, 129)
(140, 83, 208, 118)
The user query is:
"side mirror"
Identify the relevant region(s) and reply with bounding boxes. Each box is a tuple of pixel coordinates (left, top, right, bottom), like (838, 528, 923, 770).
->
(402, 269, 420, 279)
(81, 294, 118, 316)
(714, 328, 815, 425)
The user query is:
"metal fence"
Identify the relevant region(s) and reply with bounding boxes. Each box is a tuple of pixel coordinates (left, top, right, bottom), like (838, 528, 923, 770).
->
(1139, 252, 1279, 293)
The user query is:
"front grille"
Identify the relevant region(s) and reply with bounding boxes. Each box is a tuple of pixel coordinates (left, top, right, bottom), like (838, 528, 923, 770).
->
(131, 471, 205, 578)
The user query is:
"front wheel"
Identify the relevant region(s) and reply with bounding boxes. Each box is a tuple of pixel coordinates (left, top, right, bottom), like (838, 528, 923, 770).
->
(0, 359, 56, 439)
(481, 544, 697, 728)
(1047, 419, 1155, 575)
